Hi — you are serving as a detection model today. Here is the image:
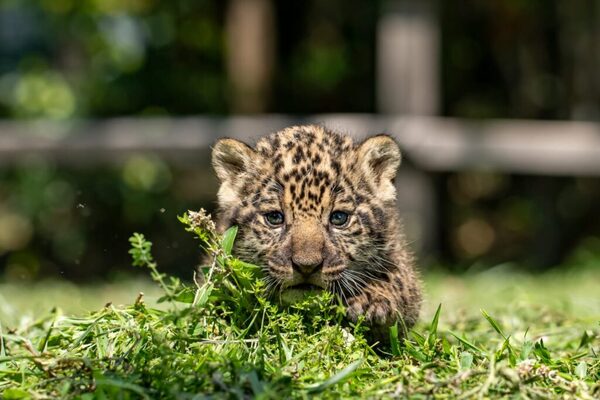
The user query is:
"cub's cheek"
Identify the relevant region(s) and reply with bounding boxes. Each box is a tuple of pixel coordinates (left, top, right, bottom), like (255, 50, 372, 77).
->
(266, 261, 294, 280)
(321, 263, 346, 283)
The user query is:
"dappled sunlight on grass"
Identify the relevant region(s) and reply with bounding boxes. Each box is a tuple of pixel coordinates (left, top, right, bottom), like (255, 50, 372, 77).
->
(424, 266, 600, 319)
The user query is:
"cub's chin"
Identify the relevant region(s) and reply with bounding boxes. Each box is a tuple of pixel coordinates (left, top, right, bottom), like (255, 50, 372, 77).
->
(279, 284, 324, 305)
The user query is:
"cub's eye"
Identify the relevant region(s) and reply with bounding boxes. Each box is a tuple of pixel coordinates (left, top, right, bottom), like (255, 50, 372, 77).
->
(329, 211, 349, 227)
(264, 211, 284, 227)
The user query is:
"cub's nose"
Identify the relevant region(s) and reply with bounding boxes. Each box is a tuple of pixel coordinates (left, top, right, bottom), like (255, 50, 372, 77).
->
(292, 261, 323, 276)
(290, 218, 325, 276)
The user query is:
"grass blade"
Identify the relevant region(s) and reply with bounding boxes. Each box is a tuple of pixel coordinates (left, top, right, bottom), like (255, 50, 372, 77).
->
(481, 309, 507, 340)
(430, 304, 442, 335)
(306, 359, 363, 393)
(448, 331, 485, 355)
(0, 322, 5, 358)
(427, 304, 442, 347)
(389, 324, 400, 356)
(221, 226, 238, 256)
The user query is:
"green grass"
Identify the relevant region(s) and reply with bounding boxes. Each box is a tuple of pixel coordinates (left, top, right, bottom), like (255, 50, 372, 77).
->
(1, 211, 599, 399)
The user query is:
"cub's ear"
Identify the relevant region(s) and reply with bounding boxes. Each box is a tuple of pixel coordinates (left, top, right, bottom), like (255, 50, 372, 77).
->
(357, 135, 401, 200)
(212, 138, 257, 183)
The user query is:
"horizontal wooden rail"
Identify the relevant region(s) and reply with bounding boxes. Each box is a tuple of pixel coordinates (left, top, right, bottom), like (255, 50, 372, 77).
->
(2, 115, 600, 175)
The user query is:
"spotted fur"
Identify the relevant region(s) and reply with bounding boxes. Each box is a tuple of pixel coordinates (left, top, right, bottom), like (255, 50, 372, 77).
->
(212, 125, 422, 338)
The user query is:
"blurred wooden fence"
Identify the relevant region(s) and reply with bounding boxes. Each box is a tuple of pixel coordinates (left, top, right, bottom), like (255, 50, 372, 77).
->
(2, 114, 600, 255)
(2, 115, 600, 175)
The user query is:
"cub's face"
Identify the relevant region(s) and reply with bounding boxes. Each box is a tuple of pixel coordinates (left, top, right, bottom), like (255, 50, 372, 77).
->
(212, 126, 401, 301)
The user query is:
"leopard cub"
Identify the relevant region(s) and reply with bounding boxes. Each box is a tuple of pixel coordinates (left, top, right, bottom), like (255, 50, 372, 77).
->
(211, 125, 422, 339)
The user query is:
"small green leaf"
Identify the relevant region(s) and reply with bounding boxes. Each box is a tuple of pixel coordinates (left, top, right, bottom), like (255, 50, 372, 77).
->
(128, 233, 154, 268)
(520, 340, 533, 361)
(194, 284, 214, 307)
(460, 351, 473, 370)
(575, 361, 587, 379)
(221, 226, 238, 256)
(235, 260, 263, 272)
(173, 287, 196, 303)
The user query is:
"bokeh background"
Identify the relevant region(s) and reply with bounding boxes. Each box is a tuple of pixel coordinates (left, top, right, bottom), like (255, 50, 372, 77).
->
(1, 0, 600, 285)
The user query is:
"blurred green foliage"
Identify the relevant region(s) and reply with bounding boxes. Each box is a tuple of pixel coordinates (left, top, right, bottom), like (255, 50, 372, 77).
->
(442, 1, 600, 119)
(442, 173, 600, 269)
(2, 1, 598, 118)
(0, 158, 216, 281)
(0, 0, 227, 117)
(0, 0, 377, 117)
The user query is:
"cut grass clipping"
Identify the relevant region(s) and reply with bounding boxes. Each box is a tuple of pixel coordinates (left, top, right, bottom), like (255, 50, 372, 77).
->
(0, 210, 598, 398)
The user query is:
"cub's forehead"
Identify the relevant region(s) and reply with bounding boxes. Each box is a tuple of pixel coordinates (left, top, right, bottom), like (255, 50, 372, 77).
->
(255, 125, 354, 173)
(253, 126, 356, 214)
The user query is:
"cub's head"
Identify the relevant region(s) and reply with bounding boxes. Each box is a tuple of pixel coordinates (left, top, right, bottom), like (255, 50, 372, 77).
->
(212, 125, 402, 301)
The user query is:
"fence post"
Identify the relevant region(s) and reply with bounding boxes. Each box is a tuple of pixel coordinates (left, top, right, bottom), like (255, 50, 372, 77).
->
(377, 0, 440, 256)
(225, 0, 275, 113)
(377, 0, 439, 115)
